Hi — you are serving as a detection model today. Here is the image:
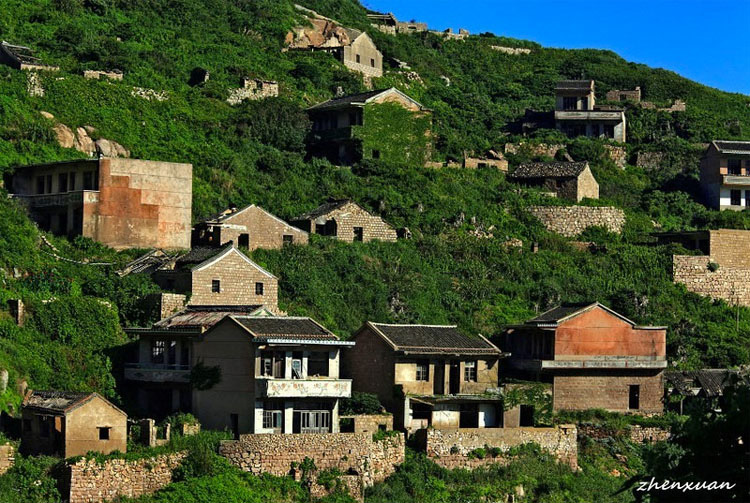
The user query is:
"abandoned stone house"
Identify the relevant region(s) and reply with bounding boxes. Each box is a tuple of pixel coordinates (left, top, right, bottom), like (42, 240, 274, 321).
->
(501, 302, 666, 414)
(342, 322, 506, 431)
(509, 162, 599, 202)
(606, 87, 641, 103)
(21, 390, 127, 458)
(554, 80, 627, 143)
(306, 87, 431, 165)
(286, 13, 382, 78)
(0, 41, 59, 71)
(462, 150, 508, 170)
(291, 199, 397, 243)
(192, 204, 309, 250)
(366, 12, 428, 35)
(126, 314, 353, 437)
(664, 369, 747, 415)
(226, 78, 279, 105)
(153, 243, 280, 311)
(5, 158, 192, 250)
(699, 140, 750, 210)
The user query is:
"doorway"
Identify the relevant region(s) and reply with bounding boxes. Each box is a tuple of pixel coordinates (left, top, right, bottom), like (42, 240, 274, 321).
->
(295, 410, 330, 433)
(629, 385, 640, 410)
(433, 361, 445, 395)
(230, 413, 239, 439)
(238, 233, 249, 248)
(449, 361, 460, 394)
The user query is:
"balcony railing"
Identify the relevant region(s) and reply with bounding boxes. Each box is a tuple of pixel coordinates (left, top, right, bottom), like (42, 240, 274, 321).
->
(554, 110, 624, 121)
(124, 363, 190, 383)
(11, 190, 99, 208)
(722, 175, 750, 186)
(255, 377, 352, 398)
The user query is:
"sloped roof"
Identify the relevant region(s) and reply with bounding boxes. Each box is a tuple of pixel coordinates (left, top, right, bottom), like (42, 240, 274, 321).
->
(307, 88, 424, 111)
(22, 390, 125, 416)
(235, 316, 339, 341)
(177, 244, 276, 278)
(556, 80, 594, 92)
(293, 199, 353, 220)
(1, 41, 42, 65)
(117, 249, 177, 276)
(664, 369, 744, 397)
(510, 162, 588, 179)
(364, 322, 502, 355)
(153, 305, 267, 331)
(712, 140, 750, 155)
(521, 302, 666, 329)
(200, 204, 308, 235)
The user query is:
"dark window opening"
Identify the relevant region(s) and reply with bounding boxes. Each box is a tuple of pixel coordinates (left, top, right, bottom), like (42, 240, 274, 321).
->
(69, 172, 76, 191)
(58, 173, 68, 193)
(416, 360, 429, 381)
(230, 413, 239, 439)
(629, 385, 640, 410)
(36, 176, 46, 194)
(604, 124, 615, 138)
(731, 189, 741, 206)
(353, 227, 364, 242)
(39, 416, 50, 437)
(167, 340, 177, 365)
(46, 175, 52, 193)
(371, 149, 380, 159)
(23, 419, 31, 432)
(255, 282, 264, 295)
(151, 340, 165, 364)
(261, 351, 285, 378)
(283, 235, 293, 245)
(356, 54, 361, 64)
(83, 171, 95, 190)
(370, 58, 375, 67)
(581, 97, 589, 110)
(308, 352, 329, 377)
(98, 427, 110, 440)
(520, 405, 535, 426)
(211, 279, 221, 293)
(238, 233, 249, 248)
(459, 404, 479, 428)
(746, 191, 750, 208)
(728, 158, 742, 175)
(562, 97, 577, 110)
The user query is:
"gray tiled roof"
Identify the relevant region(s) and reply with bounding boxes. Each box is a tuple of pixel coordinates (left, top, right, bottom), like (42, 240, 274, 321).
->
(236, 316, 339, 340)
(175, 246, 225, 267)
(370, 323, 501, 354)
(525, 302, 598, 324)
(713, 140, 750, 155)
(555, 80, 594, 91)
(664, 369, 744, 397)
(307, 89, 391, 111)
(23, 390, 92, 413)
(293, 199, 352, 220)
(510, 162, 588, 179)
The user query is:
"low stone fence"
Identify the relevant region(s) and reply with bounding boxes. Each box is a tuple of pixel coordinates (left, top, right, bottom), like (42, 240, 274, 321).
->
(629, 425, 671, 443)
(67, 452, 187, 503)
(219, 432, 404, 494)
(0, 443, 15, 475)
(340, 414, 393, 433)
(528, 206, 625, 237)
(414, 426, 578, 470)
(673, 255, 750, 306)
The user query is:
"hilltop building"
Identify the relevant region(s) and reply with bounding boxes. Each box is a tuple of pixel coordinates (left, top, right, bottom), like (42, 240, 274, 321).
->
(501, 303, 666, 414)
(366, 12, 428, 35)
(5, 158, 192, 250)
(699, 140, 750, 210)
(0, 41, 58, 71)
(554, 80, 626, 143)
(606, 87, 641, 103)
(343, 322, 506, 431)
(306, 87, 431, 165)
(291, 199, 397, 243)
(509, 162, 599, 202)
(21, 390, 127, 457)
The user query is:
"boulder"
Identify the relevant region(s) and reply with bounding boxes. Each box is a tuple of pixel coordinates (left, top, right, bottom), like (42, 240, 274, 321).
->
(53, 123, 75, 149)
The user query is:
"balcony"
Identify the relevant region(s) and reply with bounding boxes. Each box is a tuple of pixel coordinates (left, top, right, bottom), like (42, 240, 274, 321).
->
(554, 110, 624, 121)
(124, 363, 190, 383)
(255, 377, 352, 398)
(11, 190, 99, 208)
(310, 126, 357, 142)
(722, 175, 750, 186)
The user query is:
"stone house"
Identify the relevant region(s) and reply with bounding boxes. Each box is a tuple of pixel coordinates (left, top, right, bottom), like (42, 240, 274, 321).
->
(606, 87, 641, 103)
(554, 80, 626, 143)
(5, 158, 192, 250)
(126, 314, 353, 436)
(192, 204, 308, 250)
(367, 12, 428, 35)
(226, 78, 279, 105)
(21, 390, 127, 457)
(306, 87, 431, 165)
(0, 41, 59, 71)
(699, 140, 750, 210)
(342, 322, 506, 431)
(501, 302, 666, 414)
(153, 243, 279, 311)
(509, 162, 599, 202)
(462, 150, 508, 171)
(291, 199, 397, 243)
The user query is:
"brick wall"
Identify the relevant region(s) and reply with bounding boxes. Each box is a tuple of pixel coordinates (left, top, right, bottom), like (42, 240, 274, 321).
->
(219, 432, 404, 490)
(68, 452, 186, 503)
(415, 426, 578, 470)
(673, 255, 750, 306)
(553, 371, 664, 414)
(0, 444, 14, 475)
(527, 206, 625, 237)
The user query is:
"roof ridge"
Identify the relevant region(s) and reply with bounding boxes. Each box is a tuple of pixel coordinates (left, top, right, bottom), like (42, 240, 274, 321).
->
(371, 322, 457, 328)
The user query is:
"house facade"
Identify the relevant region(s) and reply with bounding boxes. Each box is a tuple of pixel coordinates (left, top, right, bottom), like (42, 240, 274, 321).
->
(306, 87, 431, 165)
(699, 140, 750, 210)
(509, 162, 599, 202)
(291, 199, 397, 243)
(126, 314, 353, 437)
(21, 391, 127, 457)
(5, 158, 192, 250)
(153, 244, 280, 311)
(502, 303, 666, 414)
(192, 204, 309, 250)
(554, 80, 626, 143)
(343, 322, 506, 431)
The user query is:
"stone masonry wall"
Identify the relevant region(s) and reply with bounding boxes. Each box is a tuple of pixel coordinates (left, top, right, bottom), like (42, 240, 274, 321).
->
(673, 255, 750, 306)
(0, 444, 15, 475)
(226, 79, 279, 105)
(68, 452, 186, 503)
(527, 206, 625, 237)
(219, 432, 404, 489)
(340, 414, 393, 433)
(629, 426, 671, 443)
(604, 145, 627, 169)
(417, 426, 578, 471)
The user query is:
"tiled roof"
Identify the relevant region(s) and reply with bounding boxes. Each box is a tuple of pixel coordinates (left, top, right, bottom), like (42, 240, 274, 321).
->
(175, 247, 224, 267)
(23, 390, 93, 413)
(1, 41, 43, 65)
(369, 323, 501, 355)
(525, 302, 599, 324)
(236, 316, 339, 340)
(307, 89, 390, 111)
(117, 249, 177, 276)
(665, 369, 747, 397)
(510, 162, 588, 179)
(293, 199, 352, 220)
(555, 80, 594, 91)
(713, 140, 750, 155)
(153, 305, 265, 330)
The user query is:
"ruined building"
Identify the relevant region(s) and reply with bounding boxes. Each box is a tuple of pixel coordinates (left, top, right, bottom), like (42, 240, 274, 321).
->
(343, 322, 506, 431)
(502, 303, 666, 414)
(554, 80, 626, 143)
(606, 87, 641, 103)
(5, 158, 192, 250)
(306, 87, 431, 165)
(0, 41, 59, 71)
(291, 199, 397, 243)
(509, 162, 599, 202)
(366, 12, 428, 35)
(699, 140, 750, 210)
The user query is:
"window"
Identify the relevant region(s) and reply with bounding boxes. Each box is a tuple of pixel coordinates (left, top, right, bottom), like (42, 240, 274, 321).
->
(731, 189, 741, 206)
(356, 54, 361, 64)
(39, 416, 50, 437)
(46, 175, 52, 193)
(308, 352, 329, 377)
(98, 427, 110, 440)
(604, 124, 615, 138)
(370, 58, 375, 67)
(581, 97, 588, 110)
(291, 356, 303, 379)
(728, 158, 742, 175)
(746, 191, 750, 208)
(69, 172, 76, 191)
(416, 361, 429, 381)
(167, 340, 177, 365)
(464, 361, 477, 382)
(238, 233, 249, 248)
(36, 176, 46, 194)
(255, 282, 264, 295)
(371, 149, 380, 159)
(211, 279, 221, 293)
(353, 227, 364, 242)
(283, 235, 293, 245)
(58, 173, 68, 193)
(263, 409, 282, 430)
(260, 351, 284, 377)
(151, 340, 165, 364)
(628, 385, 640, 410)
(562, 97, 577, 110)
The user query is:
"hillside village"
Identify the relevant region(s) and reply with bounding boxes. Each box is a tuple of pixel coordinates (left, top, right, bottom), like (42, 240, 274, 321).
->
(0, 1, 748, 502)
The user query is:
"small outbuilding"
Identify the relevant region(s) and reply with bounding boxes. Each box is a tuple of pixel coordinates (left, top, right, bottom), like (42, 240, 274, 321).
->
(509, 161, 599, 202)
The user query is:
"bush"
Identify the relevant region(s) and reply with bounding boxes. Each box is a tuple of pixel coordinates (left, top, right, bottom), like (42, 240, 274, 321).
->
(339, 392, 384, 415)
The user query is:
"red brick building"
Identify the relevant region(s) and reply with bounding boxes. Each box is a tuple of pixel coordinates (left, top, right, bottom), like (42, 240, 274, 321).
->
(192, 204, 308, 250)
(502, 303, 666, 414)
(291, 199, 397, 243)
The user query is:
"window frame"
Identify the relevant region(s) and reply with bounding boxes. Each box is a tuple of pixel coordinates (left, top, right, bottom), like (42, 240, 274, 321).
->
(730, 189, 742, 206)
(464, 361, 477, 382)
(211, 279, 221, 293)
(98, 426, 111, 440)
(151, 339, 166, 364)
(415, 360, 429, 381)
(255, 282, 264, 295)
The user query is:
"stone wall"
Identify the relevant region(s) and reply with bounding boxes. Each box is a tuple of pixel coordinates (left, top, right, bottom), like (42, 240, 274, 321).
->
(504, 142, 564, 158)
(219, 432, 404, 490)
(604, 145, 627, 169)
(340, 414, 393, 433)
(415, 426, 578, 470)
(83, 70, 123, 81)
(635, 151, 666, 170)
(553, 372, 664, 414)
(68, 452, 186, 503)
(490, 46, 531, 55)
(673, 255, 750, 306)
(629, 425, 670, 443)
(226, 79, 279, 105)
(527, 206, 625, 237)
(145, 293, 186, 320)
(0, 443, 15, 475)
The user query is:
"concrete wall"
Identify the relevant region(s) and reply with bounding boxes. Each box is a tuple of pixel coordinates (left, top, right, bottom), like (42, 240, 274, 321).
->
(553, 371, 663, 413)
(65, 396, 127, 458)
(68, 452, 186, 503)
(416, 425, 578, 470)
(215, 205, 309, 250)
(527, 206, 625, 237)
